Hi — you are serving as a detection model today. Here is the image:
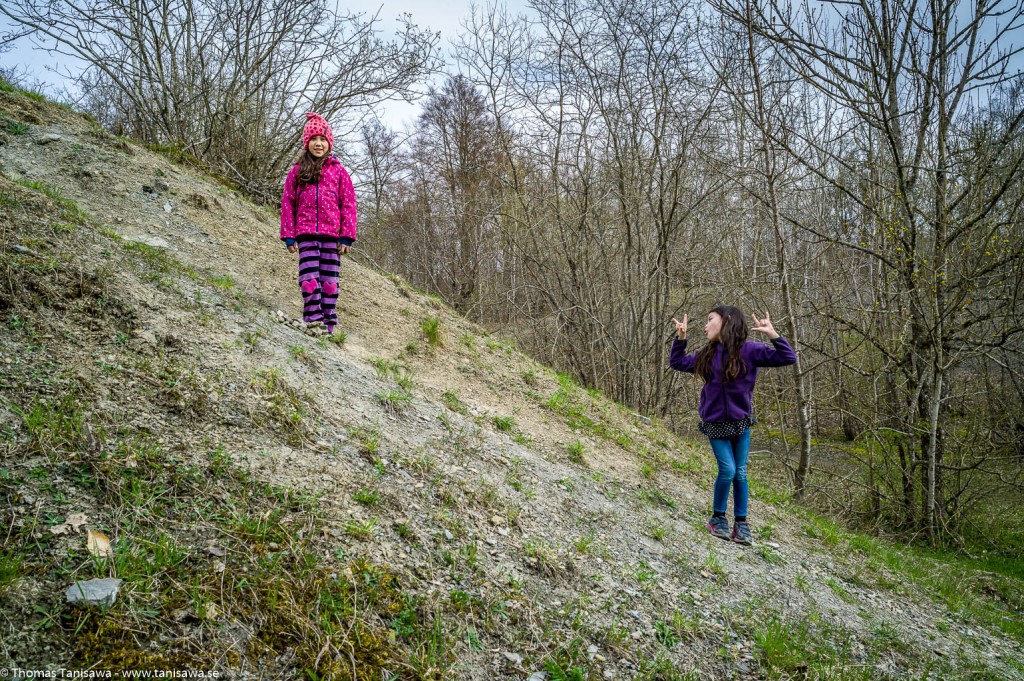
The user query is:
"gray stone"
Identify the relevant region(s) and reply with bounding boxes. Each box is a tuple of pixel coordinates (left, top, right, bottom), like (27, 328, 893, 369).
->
(13, 244, 42, 258)
(66, 578, 122, 608)
(127, 235, 169, 249)
(38, 134, 63, 145)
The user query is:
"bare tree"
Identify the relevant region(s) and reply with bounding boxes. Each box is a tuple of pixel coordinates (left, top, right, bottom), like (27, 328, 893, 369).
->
(714, 0, 1024, 539)
(407, 75, 505, 313)
(1, 0, 441, 200)
(451, 0, 727, 410)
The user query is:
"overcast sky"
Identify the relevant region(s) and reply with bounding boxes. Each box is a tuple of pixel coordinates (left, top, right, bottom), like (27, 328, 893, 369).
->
(1, 0, 531, 130)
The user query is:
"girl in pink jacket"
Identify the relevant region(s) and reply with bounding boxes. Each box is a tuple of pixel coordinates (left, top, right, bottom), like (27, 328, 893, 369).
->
(280, 112, 358, 335)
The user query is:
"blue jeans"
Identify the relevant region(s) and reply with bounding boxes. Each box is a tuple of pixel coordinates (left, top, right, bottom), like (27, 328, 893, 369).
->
(708, 429, 751, 517)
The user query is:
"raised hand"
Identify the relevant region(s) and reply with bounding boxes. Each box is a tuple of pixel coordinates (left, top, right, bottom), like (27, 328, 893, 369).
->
(672, 314, 688, 340)
(751, 311, 780, 339)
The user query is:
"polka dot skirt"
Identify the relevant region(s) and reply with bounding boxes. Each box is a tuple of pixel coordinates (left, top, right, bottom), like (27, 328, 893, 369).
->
(698, 415, 755, 440)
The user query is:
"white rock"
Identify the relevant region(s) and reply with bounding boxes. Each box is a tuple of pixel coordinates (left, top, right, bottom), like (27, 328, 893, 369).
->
(66, 578, 122, 608)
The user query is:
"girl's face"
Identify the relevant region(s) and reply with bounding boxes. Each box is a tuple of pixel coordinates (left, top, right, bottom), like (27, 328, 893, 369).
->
(307, 135, 329, 158)
(704, 312, 724, 342)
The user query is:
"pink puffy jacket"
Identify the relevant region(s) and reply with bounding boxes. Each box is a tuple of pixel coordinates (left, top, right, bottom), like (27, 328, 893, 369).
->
(280, 157, 357, 242)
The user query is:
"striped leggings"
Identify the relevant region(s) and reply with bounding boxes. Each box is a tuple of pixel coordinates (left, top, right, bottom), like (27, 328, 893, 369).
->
(297, 239, 340, 327)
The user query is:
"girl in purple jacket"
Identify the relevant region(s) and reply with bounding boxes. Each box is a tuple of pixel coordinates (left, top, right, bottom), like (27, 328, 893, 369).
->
(669, 306, 796, 544)
(280, 112, 358, 335)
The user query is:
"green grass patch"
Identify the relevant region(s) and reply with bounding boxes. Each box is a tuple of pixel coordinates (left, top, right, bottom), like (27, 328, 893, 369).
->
(566, 439, 586, 465)
(14, 178, 90, 224)
(209, 273, 234, 289)
(825, 577, 856, 604)
(377, 388, 412, 414)
(492, 414, 515, 432)
(4, 119, 29, 135)
(122, 239, 195, 279)
(802, 515, 845, 547)
(542, 384, 636, 451)
(353, 428, 381, 457)
(748, 475, 791, 506)
(795, 513, 1024, 645)
(0, 549, 25, 592)
(422, 316, 442, 346)
(353, 488, 381, 507)
(16, 392, 86, 459)
(753, 613, 870, 680)
(441, 389, 468, 415)
(394, 369, 415, 392)
(345, 517, 378, 540)
(0, 76, 49, 102)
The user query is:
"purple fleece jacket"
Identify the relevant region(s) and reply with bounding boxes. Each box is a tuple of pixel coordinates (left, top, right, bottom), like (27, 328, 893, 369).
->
(669, 336, 797, 422)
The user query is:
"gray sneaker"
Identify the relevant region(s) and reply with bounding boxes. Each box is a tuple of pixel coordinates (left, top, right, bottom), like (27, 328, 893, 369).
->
(731, 521, 753, 545)
(706, 515, 731, 541)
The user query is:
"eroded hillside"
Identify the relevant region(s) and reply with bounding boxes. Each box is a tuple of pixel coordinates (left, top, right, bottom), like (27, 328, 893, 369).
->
(1, 83, 1021, 680)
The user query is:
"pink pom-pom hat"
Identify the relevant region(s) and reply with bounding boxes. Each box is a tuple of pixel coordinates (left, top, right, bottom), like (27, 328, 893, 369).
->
(302, 112, 334, 151)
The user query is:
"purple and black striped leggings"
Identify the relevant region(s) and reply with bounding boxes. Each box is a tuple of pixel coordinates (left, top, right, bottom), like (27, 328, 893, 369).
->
(297, 239, 340, 327)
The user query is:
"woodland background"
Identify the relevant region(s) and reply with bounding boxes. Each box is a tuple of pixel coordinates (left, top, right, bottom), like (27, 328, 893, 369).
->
(3, 0, 1023, 554)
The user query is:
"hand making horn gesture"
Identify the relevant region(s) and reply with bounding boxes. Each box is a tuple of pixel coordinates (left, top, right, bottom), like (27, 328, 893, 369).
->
(750, 311, 780, 339)
(672, 314, 688, 340)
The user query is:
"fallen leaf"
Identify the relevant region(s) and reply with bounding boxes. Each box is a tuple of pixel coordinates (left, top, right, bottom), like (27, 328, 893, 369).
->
(68, 512, 88, 531)
(87, 530, 114, 558)
(49, 512, 89, 535)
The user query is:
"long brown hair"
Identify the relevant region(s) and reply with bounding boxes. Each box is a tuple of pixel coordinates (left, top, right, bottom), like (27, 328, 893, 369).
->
(693, 305, 749, 384)
(296, 149, 329, 186)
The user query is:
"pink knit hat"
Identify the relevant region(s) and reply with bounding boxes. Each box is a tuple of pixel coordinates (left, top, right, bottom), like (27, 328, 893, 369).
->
(302, 112, 334, 151)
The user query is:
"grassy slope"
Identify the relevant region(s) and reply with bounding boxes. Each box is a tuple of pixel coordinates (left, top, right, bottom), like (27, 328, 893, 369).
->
(0, 80, 1021, 680)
